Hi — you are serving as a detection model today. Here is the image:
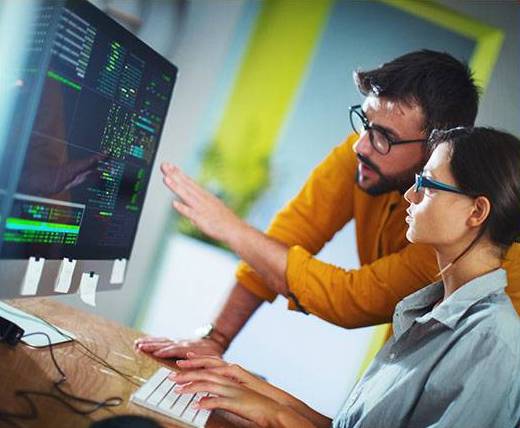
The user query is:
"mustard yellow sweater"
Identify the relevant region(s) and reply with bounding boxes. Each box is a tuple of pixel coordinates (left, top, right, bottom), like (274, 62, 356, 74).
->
(235, 133, 520, 328)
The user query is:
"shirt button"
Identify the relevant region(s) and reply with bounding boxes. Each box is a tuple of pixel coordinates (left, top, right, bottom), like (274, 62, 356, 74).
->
(389, 353, 396, 360)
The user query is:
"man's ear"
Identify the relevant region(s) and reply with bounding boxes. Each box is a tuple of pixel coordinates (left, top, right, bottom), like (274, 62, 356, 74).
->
(467, 196, 491, 228)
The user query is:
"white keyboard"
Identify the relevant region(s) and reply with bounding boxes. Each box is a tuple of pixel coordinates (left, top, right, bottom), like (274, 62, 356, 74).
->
(131, 367, 212, 427)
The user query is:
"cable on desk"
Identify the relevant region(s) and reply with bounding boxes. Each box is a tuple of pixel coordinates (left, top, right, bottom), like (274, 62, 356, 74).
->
(0, 415, 24, 428)
(0, 304, 140, 386)
(0, 331, 123, 427)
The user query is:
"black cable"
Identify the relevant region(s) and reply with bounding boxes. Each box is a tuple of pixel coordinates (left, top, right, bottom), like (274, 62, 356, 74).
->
(47, 325, 140, 387)
(435, 227, 487, 278)
(0, 306, 143, 426)
(0, 415, 24, 428)
(0, 305, 140, 386)
(0, 331, 123, 426)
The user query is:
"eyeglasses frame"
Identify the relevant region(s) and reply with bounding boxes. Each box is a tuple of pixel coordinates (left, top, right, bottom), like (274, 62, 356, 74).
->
(349, 104, 427, 155)
(414, 172, 467, 195)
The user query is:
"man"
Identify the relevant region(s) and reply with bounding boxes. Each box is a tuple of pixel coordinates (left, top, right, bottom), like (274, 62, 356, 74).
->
(135, 50, 520, 359)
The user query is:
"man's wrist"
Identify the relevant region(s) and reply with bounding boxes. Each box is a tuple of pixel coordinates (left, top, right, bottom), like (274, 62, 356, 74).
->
(225, 219, 252, 253)
(200, 323, 231, 351)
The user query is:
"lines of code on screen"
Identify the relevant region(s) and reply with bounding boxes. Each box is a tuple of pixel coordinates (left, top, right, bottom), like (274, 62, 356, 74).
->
(1, 1, 176, 260)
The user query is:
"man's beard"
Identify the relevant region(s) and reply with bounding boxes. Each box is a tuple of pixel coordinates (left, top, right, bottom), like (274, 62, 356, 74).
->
(356, 154, 424, 196)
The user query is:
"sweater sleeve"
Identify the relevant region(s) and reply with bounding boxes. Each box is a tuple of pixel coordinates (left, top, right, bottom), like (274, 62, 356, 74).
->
(235, 134, 359, 302)
(285, 242, 438, 328)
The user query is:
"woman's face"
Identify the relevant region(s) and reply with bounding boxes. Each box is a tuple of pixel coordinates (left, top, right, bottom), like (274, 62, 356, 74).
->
(404, 143, 476, 250)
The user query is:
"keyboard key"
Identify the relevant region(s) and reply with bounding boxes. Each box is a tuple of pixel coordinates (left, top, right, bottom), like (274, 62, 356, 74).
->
(158, 383, 180, 410)
(148, 377, 174, 406)
(181, 392, 206, 420)
(132, 367, 170, 401)
(193, 408, 211, 427)
(131, 368, 212, 427)
(181, 402, 199, 421)
(171, 391, 195, 416)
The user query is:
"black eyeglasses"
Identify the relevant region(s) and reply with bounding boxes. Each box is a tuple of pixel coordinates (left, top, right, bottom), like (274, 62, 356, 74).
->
(349, 104, 427, 155)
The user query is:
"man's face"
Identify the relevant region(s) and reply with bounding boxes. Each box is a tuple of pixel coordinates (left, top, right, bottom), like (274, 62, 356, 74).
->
(352, 96, 427, 195)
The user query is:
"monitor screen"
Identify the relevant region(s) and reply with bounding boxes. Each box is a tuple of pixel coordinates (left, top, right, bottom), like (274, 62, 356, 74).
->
(0, 0, 177, 261)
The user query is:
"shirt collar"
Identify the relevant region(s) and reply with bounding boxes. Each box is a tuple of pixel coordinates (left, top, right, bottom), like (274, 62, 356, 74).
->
(394, 268, 507, 336)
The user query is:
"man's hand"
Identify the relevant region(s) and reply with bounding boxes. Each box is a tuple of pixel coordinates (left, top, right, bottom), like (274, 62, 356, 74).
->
(160, 163, 289, 295)
(161, 162, 245, 245)
(134, 337, 225, 359)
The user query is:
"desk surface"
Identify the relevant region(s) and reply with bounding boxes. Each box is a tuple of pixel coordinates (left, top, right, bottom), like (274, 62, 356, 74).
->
(0, 298, 252, 428)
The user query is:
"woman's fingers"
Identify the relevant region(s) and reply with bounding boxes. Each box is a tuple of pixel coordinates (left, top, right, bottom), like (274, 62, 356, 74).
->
(178, 355, 253, 384)
(191, 384, 281, 427)
(195, 395, 237, 412)
(177, 354, 227, 369)
(172, 363, 286, 427)
(204, 364, 253, 383)
(173, 368, 236, 387)
(175, 378, 235, 397)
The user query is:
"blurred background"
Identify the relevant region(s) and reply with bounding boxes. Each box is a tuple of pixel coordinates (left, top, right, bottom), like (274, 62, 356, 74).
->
(40, 0, 520, 418)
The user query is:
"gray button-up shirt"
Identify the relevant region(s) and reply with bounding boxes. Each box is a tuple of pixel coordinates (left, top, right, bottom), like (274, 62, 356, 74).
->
(333, 269, 520, 428)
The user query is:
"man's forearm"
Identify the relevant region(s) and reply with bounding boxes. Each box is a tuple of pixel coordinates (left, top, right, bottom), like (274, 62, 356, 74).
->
(162, 164, 290, 296)
(226, 222, 289, 296)
(212, 281, 264, 350)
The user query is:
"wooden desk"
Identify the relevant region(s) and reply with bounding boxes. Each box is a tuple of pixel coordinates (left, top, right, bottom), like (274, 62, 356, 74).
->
(0, 298, 252, 428)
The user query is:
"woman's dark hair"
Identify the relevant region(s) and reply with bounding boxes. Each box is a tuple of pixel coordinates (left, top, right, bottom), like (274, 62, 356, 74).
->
(354, 50, 480, 135)
(428, 127, 520, 249)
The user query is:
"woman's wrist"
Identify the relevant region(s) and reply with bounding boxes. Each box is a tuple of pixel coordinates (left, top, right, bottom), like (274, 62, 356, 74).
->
(277, 394, 331, 428)
(266, 404, 317, 428)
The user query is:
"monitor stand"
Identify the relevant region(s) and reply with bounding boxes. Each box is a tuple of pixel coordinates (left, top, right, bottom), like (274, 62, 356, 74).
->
(0, 301, 74, 347)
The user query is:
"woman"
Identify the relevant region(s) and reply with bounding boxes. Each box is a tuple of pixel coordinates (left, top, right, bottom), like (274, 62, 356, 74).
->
(141, 127, 520, 427)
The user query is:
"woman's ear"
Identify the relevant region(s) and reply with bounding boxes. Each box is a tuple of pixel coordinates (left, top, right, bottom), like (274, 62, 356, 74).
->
(468, 196, 491, 228)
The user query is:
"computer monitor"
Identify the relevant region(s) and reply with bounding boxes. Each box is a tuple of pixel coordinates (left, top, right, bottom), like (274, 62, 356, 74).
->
(0, 0, 177, 343)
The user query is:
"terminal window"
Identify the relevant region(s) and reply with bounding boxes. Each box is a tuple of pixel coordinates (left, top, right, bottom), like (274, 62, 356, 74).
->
(0, 1, 176, 260)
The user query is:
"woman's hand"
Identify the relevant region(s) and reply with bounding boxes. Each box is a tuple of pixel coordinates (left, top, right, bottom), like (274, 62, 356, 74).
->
(172, 354, 316, 428)
(174, 353, 297, 407)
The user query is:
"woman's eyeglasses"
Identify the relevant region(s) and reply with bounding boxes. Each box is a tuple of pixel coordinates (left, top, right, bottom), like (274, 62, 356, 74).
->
(414, 172, 467, 195)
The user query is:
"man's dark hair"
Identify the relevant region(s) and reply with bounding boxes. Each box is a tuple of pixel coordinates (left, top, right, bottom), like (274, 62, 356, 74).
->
(429, 126, 520, 250)
(354, 50, 480, 135)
